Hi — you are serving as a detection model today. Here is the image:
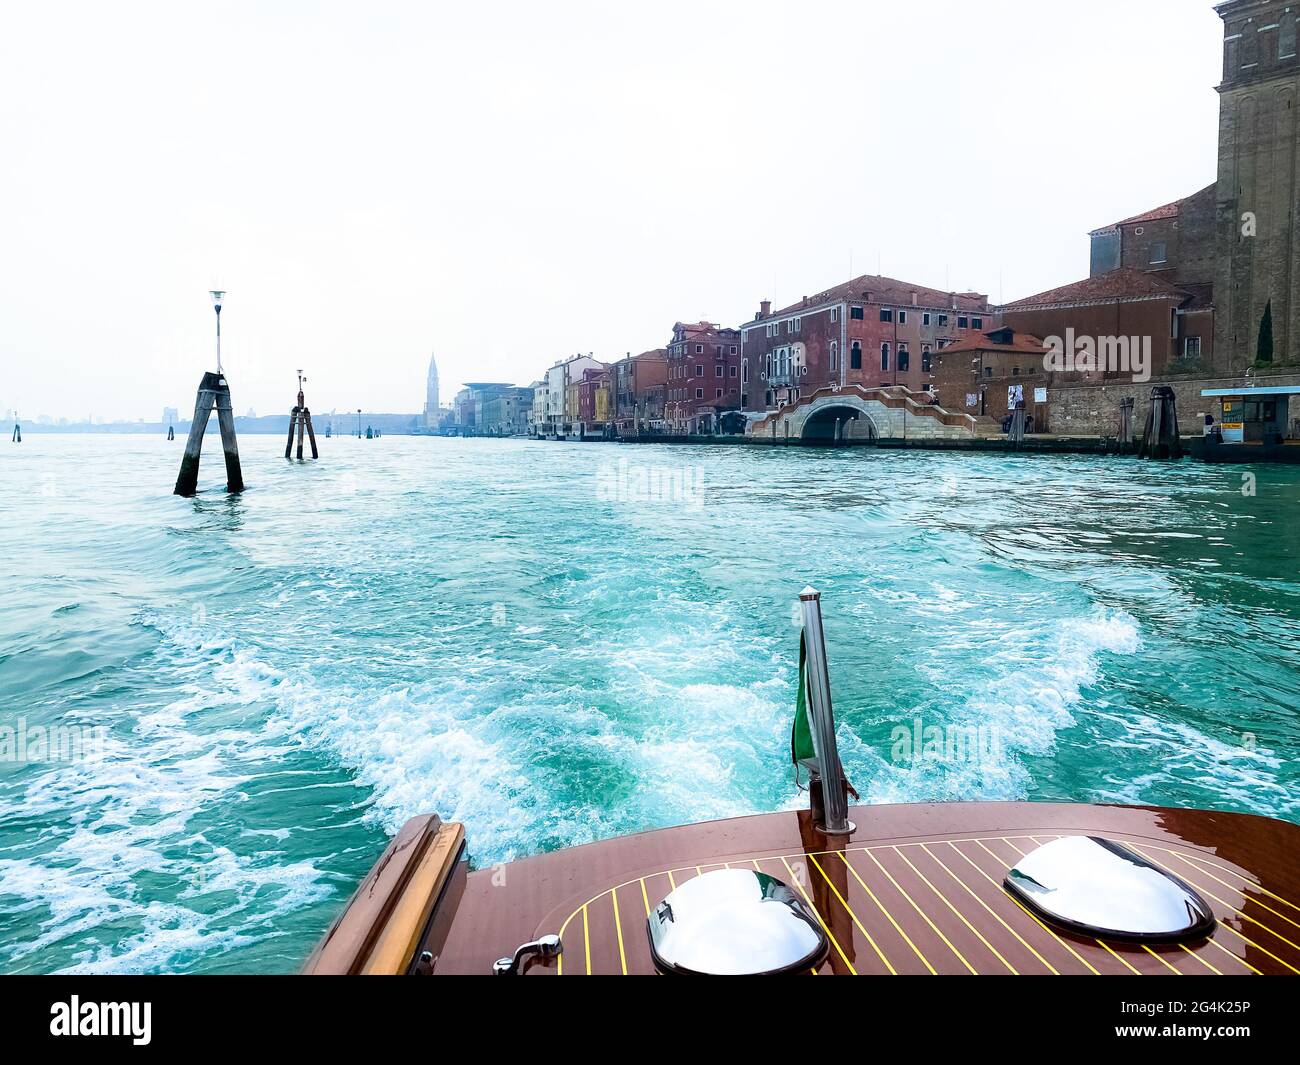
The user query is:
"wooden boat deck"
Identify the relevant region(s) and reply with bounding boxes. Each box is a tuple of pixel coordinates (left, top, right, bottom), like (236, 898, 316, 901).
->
(432, 802, 1300, 975)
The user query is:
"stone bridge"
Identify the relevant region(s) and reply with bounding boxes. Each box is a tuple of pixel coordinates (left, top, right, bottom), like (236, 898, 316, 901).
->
(746, 384, 977, 442)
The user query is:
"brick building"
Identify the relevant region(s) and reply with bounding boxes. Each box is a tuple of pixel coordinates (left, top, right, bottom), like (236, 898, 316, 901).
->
(739, 275, 998, 413)
(612, 349, 668, 435)
(664, 321, 742, 434)
(930, 326, 1051, 428)
(1214, 0, 1299, 370)
(1001, 268, 1209, 380)
(576, 367, 612, 435)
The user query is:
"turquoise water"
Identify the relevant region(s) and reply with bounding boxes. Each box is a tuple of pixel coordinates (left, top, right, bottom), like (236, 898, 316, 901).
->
(0, 434, 1297, 973)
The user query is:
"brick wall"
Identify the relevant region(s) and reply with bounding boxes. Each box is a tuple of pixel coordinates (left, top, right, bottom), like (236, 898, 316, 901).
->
(1046, 371, 1300, 436)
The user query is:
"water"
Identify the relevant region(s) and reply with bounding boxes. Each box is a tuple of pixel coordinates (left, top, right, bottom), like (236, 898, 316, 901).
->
(0, 434, 1297, 973)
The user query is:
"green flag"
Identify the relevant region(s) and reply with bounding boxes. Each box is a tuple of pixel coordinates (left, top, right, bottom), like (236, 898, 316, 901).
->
(791, 630, 815, 765)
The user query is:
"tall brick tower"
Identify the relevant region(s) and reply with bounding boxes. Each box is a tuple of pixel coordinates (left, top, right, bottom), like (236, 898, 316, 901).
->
(1214, 1, 1299, 371)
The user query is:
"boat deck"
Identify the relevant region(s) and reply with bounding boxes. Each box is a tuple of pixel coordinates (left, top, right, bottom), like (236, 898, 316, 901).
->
(432, 802, 1300, 975)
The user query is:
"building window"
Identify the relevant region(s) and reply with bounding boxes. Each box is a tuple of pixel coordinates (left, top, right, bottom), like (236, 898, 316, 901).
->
(1282, 16, 1298, 58)
(880, 343, 890, 371)
(1149, 242, 1167, 265)
(830, 341, 839, 370)
(729, 365, 737, 377)
(850, 341, 862, 369)
(695, 344, 703, 354)
(730, 345, 737, 355)
(831, 307, 838, 323)
(971, 316, 983, 330)
(957, 315, 969, 328)
(922, 312, 931, 326)
(938, 313, 948, 326)
(794, 317, 801, 332)
(695, 388, 703, 399)
(898, 346, 910, 372)
(898, 310, 907, 325)
(922, 350, 932, 373)
(1184, 336, 1202, 359)
(716, 365, 723, 377)
(983, 367, 993, 377)
(696, 364, 703, 377)
(742, 360, 749, 384)
(716, 389, 723, 398)
(851, 306, 864, 321)
(880, 308, 893, 323)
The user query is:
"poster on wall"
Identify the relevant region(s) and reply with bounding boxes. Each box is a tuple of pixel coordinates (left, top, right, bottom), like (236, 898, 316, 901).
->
(1033, 387, 1047, 403)
(1008, 384, 1024, 408)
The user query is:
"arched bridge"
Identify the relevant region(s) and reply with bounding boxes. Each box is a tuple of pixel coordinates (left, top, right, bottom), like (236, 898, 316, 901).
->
(747, 385, 976, 442)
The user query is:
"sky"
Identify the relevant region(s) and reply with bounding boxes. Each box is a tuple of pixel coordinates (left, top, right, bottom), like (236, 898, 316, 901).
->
(0, 0, 1226, 422)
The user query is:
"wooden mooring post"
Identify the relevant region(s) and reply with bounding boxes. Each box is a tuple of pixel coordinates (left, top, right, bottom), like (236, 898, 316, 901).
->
(173, 371, 244, 496)
(1114, 397, 1135, 455)
(11, 415, 19, 443)
(1008, 401, 1027, 448)
(284, 371, 319, 460)
(1138, 385, 1183, 460)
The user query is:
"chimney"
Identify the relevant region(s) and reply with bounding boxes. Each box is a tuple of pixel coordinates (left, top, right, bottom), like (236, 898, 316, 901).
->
(950, 292, 957, 310)
(759, 300, 771, 319)
(911, 291, 918, 307)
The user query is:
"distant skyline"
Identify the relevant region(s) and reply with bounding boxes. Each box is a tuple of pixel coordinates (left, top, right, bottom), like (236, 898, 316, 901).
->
(1, 0, 1225, 421)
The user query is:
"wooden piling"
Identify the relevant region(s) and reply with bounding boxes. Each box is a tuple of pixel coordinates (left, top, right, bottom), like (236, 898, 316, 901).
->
(1138, 385, 1182, 460)
(284, 407, 299, 459)
(174, 371, 243, 496)
(304, 409, 319, 458)
(296, 408, 306, 459)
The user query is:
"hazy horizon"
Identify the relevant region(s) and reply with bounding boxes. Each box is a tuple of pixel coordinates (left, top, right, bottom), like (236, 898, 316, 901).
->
(2, 0, 1224, 422)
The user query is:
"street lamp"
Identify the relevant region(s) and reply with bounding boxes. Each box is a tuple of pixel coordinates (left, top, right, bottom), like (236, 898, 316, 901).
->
(210, 290, 226, 373)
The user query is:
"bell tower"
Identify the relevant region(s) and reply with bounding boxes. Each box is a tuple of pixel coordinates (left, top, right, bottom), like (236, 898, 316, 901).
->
(1214, 0, 1300, 371)
(425, 351, 440, 427)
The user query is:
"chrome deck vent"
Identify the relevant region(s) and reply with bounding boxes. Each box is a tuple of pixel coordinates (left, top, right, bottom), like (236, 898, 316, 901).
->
(1005, 836, 1216, 942)
(647, 868, 829, 975)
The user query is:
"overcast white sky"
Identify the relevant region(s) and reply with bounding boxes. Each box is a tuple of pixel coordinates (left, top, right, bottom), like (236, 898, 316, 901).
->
(1, 0, 1224, 422)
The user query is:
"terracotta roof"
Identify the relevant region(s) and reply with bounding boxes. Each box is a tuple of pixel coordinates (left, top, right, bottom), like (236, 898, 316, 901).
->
(755, 274, 990, 322)
(936, 327, 1048, 356)
(1003, 268, 1190, 309)
(1089, 183, 1215, 235)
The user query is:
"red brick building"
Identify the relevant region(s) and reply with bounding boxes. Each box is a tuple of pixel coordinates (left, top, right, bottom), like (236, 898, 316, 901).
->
(739, 275, 999, 413)
(612, 349, 668, 435)
(1001, 268, 1209, 380)
(664, 321, 742, 433)
(930, 326, 1050, 428)
(576, 366, 612, 434)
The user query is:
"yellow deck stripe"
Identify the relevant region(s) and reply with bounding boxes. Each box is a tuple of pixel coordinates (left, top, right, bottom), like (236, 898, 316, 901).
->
(1178, 942, 1222, 975)
(639, 877, 651, 918)
(1001, 837, 1140, 975)
(893, 846, 1018, 974)
(837, 850, 937, 974)
(960, 839, 1100, 975)
(666, 869, 677, 890)
(1169, 848, 1300, 913)
(920, 842, 1059, 974)
(776, 855, 858, 975)
(861, 847, 976, 973)
(807, 852, 896, 974)
(1162, 850, 1300, 931)
(1142, 944, 1182, 974)
(1204, 934, 1263, 975)
(1126, 845, 1300, 972)
(582, 903, 591, 975)
(611, 886, 628, 976)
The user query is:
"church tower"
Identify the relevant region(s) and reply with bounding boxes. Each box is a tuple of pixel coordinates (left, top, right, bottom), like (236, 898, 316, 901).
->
(424, 352, 440, 427)
(1214, 1, 1299, 371)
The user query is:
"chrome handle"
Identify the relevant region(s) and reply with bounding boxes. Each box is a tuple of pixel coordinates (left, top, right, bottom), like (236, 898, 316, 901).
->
(492, 933, 562, 975)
